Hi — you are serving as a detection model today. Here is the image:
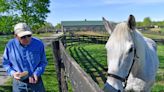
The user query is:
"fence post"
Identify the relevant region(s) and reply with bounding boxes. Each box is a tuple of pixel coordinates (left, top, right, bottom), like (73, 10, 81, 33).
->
(52, 41, 68, 92)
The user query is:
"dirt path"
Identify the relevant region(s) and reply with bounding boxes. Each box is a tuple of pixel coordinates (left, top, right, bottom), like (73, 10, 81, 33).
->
(0, 55, 10, 85)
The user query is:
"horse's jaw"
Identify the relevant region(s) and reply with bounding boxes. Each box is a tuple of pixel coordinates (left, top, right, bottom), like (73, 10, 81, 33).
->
(104, 77, 124, 92)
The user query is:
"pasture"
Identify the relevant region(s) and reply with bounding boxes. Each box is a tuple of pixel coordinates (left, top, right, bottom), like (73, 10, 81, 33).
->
(67, 43, 164, 91)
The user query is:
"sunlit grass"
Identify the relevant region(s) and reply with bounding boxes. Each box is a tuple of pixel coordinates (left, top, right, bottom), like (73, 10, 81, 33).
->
(143, 34, 164, 39)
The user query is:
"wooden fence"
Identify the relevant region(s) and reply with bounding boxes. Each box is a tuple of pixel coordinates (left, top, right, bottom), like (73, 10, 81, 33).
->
(64, 34, 164, 47)
(153, 39, 164, 44)
(52, 38, 103, 92)
(64, 34, 109, 47)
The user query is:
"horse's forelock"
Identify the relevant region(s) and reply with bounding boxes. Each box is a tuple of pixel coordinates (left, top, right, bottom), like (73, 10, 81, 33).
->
(110, 22, 132, 42)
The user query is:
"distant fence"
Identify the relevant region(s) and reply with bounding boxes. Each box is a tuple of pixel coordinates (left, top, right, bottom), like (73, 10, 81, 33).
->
(153, 39, 164, 44)
(64, 34, 164, 47)
(51, 37, 103, 92)
(64, 34, 108, 47)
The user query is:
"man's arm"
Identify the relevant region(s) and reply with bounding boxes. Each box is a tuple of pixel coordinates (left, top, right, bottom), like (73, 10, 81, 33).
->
(2, 46, 16, 76)
(33, 43, 48, 76)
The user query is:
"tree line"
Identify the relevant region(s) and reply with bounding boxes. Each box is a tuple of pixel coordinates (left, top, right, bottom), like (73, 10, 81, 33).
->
(137, 17, 164, 28)
(0, 0, 54, 35)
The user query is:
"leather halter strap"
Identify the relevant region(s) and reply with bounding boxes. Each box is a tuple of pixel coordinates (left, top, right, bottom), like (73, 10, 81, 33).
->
(108, 48, 138, 88)
(108, 73, 126, 82)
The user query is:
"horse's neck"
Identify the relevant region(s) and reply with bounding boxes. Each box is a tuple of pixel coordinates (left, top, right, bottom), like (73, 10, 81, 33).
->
(131, 31, 147, 74)
(133, 31, 146, 63)
(132, 31, 159, 79)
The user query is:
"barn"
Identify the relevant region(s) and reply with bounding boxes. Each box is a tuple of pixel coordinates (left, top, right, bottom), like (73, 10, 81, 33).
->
(61, 20, 106, 32)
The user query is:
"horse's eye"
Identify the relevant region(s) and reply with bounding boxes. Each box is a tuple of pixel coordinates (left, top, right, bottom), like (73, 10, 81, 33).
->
(128, 47, 133, 53)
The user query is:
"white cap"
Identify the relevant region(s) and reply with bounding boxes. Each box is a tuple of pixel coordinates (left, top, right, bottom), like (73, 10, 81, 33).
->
(14, 23, 32, 37)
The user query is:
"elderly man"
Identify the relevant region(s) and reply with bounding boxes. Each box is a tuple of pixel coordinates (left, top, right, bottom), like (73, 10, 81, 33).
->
(2, 23, 47, 92)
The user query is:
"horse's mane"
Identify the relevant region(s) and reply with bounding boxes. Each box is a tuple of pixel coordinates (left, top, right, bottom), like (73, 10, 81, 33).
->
(109, 22, 133, 45)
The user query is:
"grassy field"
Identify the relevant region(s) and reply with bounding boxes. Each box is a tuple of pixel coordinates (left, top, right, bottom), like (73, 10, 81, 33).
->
(67, 43, 164, 91)
(143, 34, 164, 39)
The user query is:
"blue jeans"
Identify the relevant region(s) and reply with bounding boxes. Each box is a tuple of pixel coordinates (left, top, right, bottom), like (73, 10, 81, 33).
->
(12, 77, 45, 92)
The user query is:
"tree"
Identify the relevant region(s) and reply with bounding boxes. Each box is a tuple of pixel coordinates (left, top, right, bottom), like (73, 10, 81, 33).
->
(0, 0, 10, 14)
(55, 23, 61, 29)
(136, 21, 143, 27)
(0, 0, 50, 34)
(143, 17, 152, 27)
(0, 16, 16, 34)
(34, 22, 55, 33)
(1, 0, 50, 30)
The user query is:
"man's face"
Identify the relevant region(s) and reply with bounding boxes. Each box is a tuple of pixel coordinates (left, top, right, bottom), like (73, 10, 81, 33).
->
(16, 35, 32, 46)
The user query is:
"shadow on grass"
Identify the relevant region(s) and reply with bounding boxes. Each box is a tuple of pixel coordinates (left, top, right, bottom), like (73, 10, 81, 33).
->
(79, 47, 107, 83)
(69, 46, 98, 83)
(68, 46, 107, 85)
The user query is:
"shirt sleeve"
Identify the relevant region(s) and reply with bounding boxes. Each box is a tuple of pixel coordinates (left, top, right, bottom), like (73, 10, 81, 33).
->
(33, 43, 48, 76)
(2, 46, 16, 76)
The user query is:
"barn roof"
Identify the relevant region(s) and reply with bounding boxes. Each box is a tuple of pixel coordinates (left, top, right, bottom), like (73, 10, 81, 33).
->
(61, 20, 104, 26)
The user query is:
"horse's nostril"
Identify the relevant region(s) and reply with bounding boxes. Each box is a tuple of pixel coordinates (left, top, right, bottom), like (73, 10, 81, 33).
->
(118, 90, 121, 92)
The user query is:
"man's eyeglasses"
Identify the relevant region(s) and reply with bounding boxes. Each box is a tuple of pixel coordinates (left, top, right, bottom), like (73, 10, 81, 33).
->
(20, 35, 32, 39)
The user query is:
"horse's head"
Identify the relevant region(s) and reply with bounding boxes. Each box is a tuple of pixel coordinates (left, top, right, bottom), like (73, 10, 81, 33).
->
(103, 15, 137, 92)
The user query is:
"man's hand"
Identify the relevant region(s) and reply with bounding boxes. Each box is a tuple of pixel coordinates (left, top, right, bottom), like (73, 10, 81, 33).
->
(13, 72, 21, 80)
(13, 71, 29, 80)
(29, 75, 38, 84)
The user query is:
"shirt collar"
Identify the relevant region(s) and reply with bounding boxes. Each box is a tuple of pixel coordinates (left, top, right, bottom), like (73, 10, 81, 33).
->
(14, 37, 32, 47)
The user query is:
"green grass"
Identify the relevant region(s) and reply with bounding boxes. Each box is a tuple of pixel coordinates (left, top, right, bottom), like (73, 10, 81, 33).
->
(33, 32, 55, 37)
(67, 43, 164, 91)
(67, 43, 107, 88)
(0, 35, 14, 54)
(42, 45, 59, 92)
(152, 44, 164, 91)
(160, 28, 164, 32)
(143, 34, 164, 39)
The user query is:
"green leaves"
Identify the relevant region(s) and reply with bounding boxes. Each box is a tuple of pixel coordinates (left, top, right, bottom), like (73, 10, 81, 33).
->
(0, 0, 10, 13)
(0, 0, 50, 34)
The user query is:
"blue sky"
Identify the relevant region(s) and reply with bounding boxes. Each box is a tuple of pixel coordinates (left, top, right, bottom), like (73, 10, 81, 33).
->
(46, 0, 164, 26)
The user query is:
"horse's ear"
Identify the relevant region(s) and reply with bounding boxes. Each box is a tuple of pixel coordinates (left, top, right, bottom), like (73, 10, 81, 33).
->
(128, 15, 136, 30)
(102, 17, 114, 34)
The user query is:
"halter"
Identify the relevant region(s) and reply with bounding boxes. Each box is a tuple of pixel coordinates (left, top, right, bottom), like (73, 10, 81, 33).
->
(108, 47, 138, 88)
